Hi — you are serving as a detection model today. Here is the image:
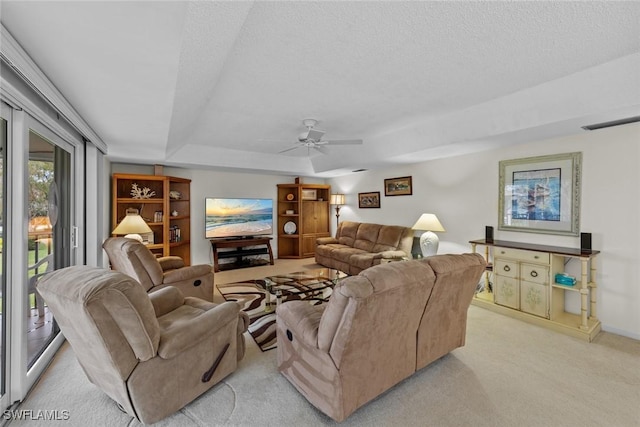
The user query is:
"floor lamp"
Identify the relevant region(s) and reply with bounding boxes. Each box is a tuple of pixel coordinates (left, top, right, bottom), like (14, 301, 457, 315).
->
(330, 193, 345, 231)
(412, 213, 445, 257)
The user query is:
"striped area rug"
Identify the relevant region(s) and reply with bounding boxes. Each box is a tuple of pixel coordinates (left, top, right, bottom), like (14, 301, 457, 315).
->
(218, 271, 338, 351)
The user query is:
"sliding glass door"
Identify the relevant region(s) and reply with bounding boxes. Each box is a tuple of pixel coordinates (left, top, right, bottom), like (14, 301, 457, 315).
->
(0, 102, 9, 412)
(18, 114, 75, 394)
(0, 105, 80, 407)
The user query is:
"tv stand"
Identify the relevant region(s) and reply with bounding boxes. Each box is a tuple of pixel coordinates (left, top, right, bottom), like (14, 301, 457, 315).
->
(210, 237, 274, 272)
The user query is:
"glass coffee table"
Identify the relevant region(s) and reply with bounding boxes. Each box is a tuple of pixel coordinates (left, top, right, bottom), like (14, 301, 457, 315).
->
(259, 268, 346, 311)
(217, 268, 347, 351)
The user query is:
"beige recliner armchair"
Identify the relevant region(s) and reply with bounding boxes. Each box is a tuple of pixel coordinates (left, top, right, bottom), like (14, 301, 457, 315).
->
(103, 237, 214, 301)
(37, 266, 249, 424)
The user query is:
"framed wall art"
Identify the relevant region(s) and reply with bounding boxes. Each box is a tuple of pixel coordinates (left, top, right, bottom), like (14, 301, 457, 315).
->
(301, 189, 317, 200)
(498, 152, 582, 236)
(384, 176, 412, 196)
(358, 191, 381, 208)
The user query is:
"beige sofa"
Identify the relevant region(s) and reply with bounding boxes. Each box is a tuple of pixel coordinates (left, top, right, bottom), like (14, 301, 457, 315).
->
(315, 221, 414, 275)
(276, 253, 486, 422)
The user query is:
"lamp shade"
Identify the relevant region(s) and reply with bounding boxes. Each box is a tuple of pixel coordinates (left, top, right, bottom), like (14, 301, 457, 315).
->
(330, 194, 345, 206)
(112, 208, 152, 241)
(412, 213, 445, 232)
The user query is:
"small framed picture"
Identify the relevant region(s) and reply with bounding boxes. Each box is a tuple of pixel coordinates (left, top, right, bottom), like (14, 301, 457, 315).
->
(384, 176, 412, 196)
(301, 189, 317, 200)
(358, 191, 381, 208)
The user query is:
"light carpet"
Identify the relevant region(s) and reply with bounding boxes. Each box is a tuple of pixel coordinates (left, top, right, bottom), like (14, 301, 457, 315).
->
(13, 305, 640, 426)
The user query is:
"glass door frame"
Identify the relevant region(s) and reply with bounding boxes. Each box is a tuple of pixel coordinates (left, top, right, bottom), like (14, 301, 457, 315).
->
(0, 101, 11, 412)
(8, 108, 84, 402)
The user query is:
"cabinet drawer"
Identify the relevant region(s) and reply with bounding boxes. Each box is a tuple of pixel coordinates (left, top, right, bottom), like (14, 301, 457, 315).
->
(520, 263, 549, 285)
(494, 247, 550, 264)
(494, 259, 518, 279)
(520, 281, 549, 318)
(495, 276, 519, 309)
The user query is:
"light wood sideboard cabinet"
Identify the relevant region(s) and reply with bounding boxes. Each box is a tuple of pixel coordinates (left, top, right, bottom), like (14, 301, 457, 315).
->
(470, 239, 601, 342)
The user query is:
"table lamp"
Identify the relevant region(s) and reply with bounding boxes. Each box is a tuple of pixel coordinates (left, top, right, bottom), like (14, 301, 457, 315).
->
(112, 208, 152, 242)
(412, 213, 445, 257)
(330, 193, 345, 230)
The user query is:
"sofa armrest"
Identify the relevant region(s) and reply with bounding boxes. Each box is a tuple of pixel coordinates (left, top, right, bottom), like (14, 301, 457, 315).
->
(157, 301, 240, 359)
(277, 301, 326, 349)
(316, 237, 338, 245)
(157, 256, 185, 271)
(379, 250, 409, 259)
(163, 264, 212, 284)
(149, 286, 185, 317)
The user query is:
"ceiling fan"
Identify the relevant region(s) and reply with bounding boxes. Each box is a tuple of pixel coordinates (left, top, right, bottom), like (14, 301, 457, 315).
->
(278, 119, 363, 155)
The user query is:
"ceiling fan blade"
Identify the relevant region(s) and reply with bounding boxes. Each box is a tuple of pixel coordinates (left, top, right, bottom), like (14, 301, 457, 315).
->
(324, 139, 363, 145)
(278, 145, 301, 154)
(312, 145, 329, 155)
(306, 128, 325, 141)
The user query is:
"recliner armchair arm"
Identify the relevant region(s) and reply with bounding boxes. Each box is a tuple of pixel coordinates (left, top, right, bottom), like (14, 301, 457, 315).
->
(149, 286, 185, 317)
(277, 301, 326, 349)
(157, 301, 240, 359)
(162, 264, 213, 284)
(157, 256, 185, 271)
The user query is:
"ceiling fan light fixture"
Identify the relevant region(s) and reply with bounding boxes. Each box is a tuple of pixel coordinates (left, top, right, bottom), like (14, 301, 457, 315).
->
(302, 118, 318, 128)
(278, 118, 363, 156)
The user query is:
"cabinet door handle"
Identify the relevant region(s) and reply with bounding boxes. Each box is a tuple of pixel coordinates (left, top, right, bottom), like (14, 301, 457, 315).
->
(530, 270, 538, 278)
(534, 255, 539, 259)
(503, 265, 511, 272)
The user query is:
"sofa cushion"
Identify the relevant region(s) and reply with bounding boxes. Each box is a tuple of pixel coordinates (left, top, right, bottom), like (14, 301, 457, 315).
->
(372, 225, 411, 253)
(353, 223, 381, 252)
(349, 253, 379, 272)
(337, 221, 359, 247)
(315, 243, 351, 259)
(330, 246, 368, 260)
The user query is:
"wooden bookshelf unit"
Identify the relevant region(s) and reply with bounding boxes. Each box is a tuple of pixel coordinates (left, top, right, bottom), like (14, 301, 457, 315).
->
(276, 182, 331, 259)
(111, 173, 191, 264)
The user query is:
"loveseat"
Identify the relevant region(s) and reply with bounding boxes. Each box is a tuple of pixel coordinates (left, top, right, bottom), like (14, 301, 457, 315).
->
(276, 253, 486, 422)
(315, 221, 414, 275)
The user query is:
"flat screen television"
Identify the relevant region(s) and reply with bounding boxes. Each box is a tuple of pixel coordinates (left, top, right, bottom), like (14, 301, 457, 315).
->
(205, 198, 273, 239)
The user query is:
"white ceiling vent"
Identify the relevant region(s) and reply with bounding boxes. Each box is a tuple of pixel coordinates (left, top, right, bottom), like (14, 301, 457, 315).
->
(581, 116, 640, 131)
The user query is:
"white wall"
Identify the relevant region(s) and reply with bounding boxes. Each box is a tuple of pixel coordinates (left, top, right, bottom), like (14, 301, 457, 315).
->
(106, 123, 639, 339)
(328, 123, 640, 339)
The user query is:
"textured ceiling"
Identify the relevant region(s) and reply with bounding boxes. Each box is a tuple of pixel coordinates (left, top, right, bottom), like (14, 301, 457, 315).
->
(2, 1, 639, 177)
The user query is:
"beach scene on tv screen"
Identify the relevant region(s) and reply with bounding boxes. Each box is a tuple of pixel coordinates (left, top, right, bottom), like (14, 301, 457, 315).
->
(206, 198, 273, 238)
